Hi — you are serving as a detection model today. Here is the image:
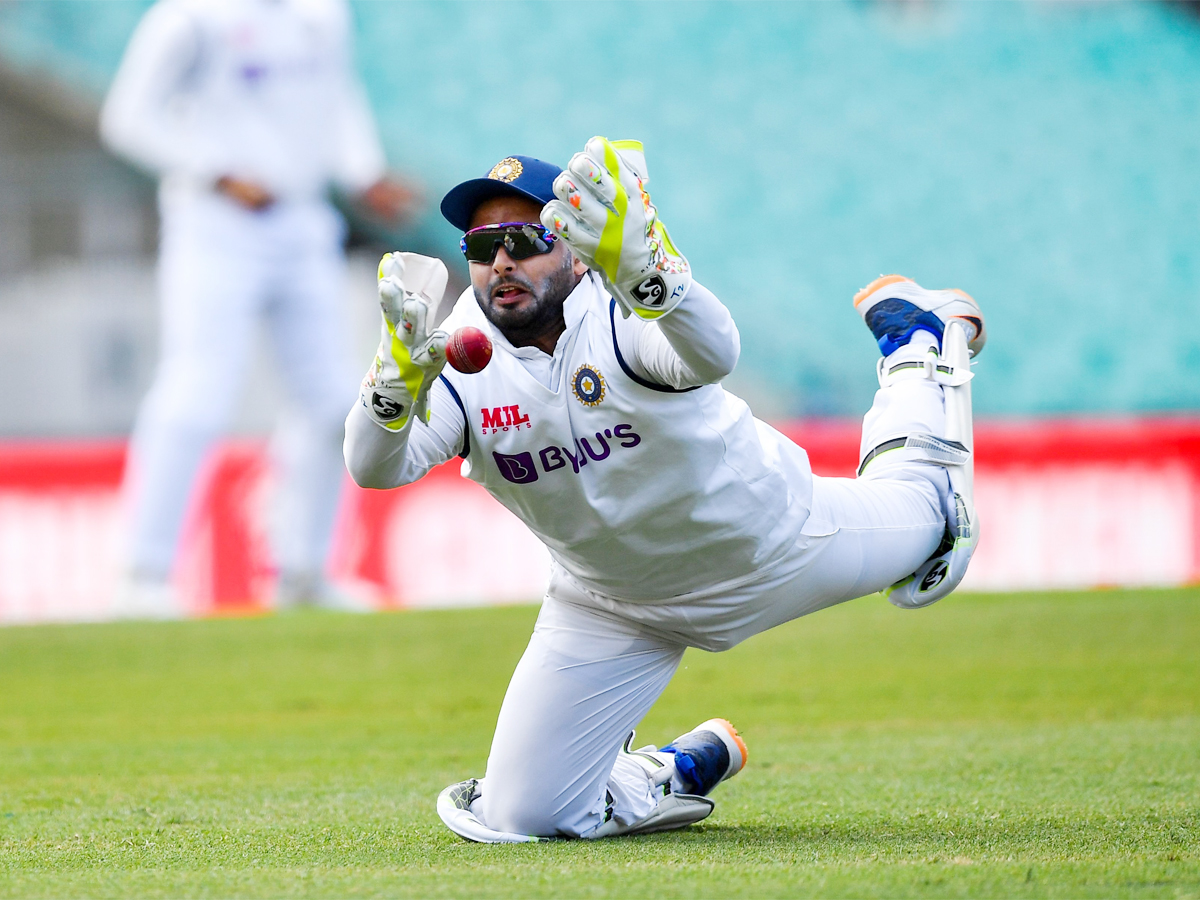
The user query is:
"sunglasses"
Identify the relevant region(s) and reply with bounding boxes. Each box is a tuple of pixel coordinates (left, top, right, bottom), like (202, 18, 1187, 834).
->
(460, 222, 558, 264)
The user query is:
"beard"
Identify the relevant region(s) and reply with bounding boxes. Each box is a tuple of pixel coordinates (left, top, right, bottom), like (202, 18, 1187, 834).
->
(473, 252, 580, 348)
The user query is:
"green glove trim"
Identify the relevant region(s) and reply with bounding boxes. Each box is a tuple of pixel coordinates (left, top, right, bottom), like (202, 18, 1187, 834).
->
(386, 318, 427, 402)
(595, 138, 629, 283)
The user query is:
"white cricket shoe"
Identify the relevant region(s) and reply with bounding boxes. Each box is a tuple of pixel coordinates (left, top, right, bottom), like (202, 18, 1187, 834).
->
(589, 718, 748, 839)
(658, 717, 749, 796)
(111, 572, 184, 621)
(853, 273, 985, 359)
(273, 572, 376, 613)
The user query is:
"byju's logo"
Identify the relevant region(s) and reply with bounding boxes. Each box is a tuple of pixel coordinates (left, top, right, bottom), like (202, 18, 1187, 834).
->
(491, 424, 642, 486)
(493, 451, 539, 484)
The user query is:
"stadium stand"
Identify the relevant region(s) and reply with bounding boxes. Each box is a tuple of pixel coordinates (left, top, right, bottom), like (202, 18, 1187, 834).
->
(0, 1, 1197, 619)
(3, 0, 1200, 417)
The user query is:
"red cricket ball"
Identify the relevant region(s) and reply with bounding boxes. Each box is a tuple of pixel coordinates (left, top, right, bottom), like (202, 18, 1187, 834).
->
(446, 326, 492, 374)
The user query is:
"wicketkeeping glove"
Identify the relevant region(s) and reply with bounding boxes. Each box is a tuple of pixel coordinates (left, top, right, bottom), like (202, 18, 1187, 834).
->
(541, 136, 692, 320)
(360, 252, 452, 431)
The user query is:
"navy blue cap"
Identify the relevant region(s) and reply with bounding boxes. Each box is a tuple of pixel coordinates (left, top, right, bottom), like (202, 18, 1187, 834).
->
(440, 155, 563, 231)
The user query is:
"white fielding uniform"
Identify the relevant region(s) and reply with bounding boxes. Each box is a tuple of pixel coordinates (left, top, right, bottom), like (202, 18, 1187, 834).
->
(344, 273, 949, 838)
(101, 0, 385, 580)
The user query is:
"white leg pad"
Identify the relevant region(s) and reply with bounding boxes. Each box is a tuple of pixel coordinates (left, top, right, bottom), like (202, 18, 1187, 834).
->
(884, 320, 980, 609)
(585, 731, 716, 838)
(587, 790, 714, 839)
(436, 772, 714, 842)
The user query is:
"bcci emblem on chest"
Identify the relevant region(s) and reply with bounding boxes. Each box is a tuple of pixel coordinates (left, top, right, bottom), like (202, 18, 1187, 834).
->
(572, 366, 606, 407)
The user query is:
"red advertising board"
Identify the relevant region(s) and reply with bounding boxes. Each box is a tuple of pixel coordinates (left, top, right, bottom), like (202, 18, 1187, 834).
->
(0, 418, 1197, 622)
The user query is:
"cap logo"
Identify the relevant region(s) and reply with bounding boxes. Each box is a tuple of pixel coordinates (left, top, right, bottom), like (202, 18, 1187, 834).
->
(488, 158, 524, 183)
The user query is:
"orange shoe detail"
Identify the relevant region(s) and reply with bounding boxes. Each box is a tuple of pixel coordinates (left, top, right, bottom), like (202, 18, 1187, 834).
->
(853, 274, 911, 307)
(713, 717, 749, 771)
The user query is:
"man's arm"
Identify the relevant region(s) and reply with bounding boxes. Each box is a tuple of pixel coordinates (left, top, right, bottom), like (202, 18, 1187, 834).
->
(344, 377, 466, 489)
(613, 280, 740, 389)
(347, 251, 461, 487)
(329, 19, 420, 224)
(331, 76, 389, 197)
(99, 3, 210, 180)
(339, 80, 421, 224)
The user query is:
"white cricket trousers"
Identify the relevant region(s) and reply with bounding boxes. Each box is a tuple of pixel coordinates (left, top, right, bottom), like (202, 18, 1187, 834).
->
(478, 375, 950, 838)
(124, 193, 355, 581)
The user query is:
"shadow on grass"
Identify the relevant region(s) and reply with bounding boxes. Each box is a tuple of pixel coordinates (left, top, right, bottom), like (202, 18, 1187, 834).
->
(436, 809, 1199, 870)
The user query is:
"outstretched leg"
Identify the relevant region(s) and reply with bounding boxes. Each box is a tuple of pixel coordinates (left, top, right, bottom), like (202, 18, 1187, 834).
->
(675, 274, 986, 645)
(853, 274, 985, 607)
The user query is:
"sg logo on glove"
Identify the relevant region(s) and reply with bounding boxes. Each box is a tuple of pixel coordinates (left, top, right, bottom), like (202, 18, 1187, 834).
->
(632, 275, 668, 308)
(371, 392, 405, 421)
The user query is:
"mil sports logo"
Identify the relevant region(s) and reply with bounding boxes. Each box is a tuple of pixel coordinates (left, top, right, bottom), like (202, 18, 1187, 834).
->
(481, 404, 531, 434)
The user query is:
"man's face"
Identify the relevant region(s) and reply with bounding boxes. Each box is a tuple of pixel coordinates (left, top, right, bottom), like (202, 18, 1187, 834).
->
(468, 196, 587, 346)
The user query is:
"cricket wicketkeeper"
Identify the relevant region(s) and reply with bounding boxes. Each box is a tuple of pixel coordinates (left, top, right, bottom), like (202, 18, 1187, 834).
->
(344, 139, 985, 841)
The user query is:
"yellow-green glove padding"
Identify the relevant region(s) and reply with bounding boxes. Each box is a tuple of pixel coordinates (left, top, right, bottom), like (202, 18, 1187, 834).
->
(541, 137, 691, 320)
(360, 252, 451, 431)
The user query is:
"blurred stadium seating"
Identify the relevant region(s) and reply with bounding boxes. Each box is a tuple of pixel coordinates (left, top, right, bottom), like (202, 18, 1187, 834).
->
(0, 1, 1197, 620)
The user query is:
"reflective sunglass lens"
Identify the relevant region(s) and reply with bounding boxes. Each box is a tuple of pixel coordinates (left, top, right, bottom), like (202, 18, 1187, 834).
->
(460, 225, 556, 263)
(463, 233, 497, 263)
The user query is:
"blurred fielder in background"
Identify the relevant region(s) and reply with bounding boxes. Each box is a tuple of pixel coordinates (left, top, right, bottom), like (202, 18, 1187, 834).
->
(344, 139, 984, 840)
(100, 0, 416, 616)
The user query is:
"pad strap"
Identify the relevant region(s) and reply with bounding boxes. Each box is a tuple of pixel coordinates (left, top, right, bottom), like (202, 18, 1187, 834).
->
(859, 433, 970, 476)
(876, 351, 974, 389)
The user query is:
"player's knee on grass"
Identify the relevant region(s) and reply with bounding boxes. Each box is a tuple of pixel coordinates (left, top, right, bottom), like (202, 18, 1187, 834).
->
(480, 770, 597, 839)
(480, 724, 619, 838)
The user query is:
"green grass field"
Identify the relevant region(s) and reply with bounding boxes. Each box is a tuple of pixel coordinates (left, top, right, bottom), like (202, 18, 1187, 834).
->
(1, 587, 1197, 898)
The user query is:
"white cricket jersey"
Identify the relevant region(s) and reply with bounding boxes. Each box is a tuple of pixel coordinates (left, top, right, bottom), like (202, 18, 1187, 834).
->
(100, 0, 386, 205)
(350, 274, 815, 603)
